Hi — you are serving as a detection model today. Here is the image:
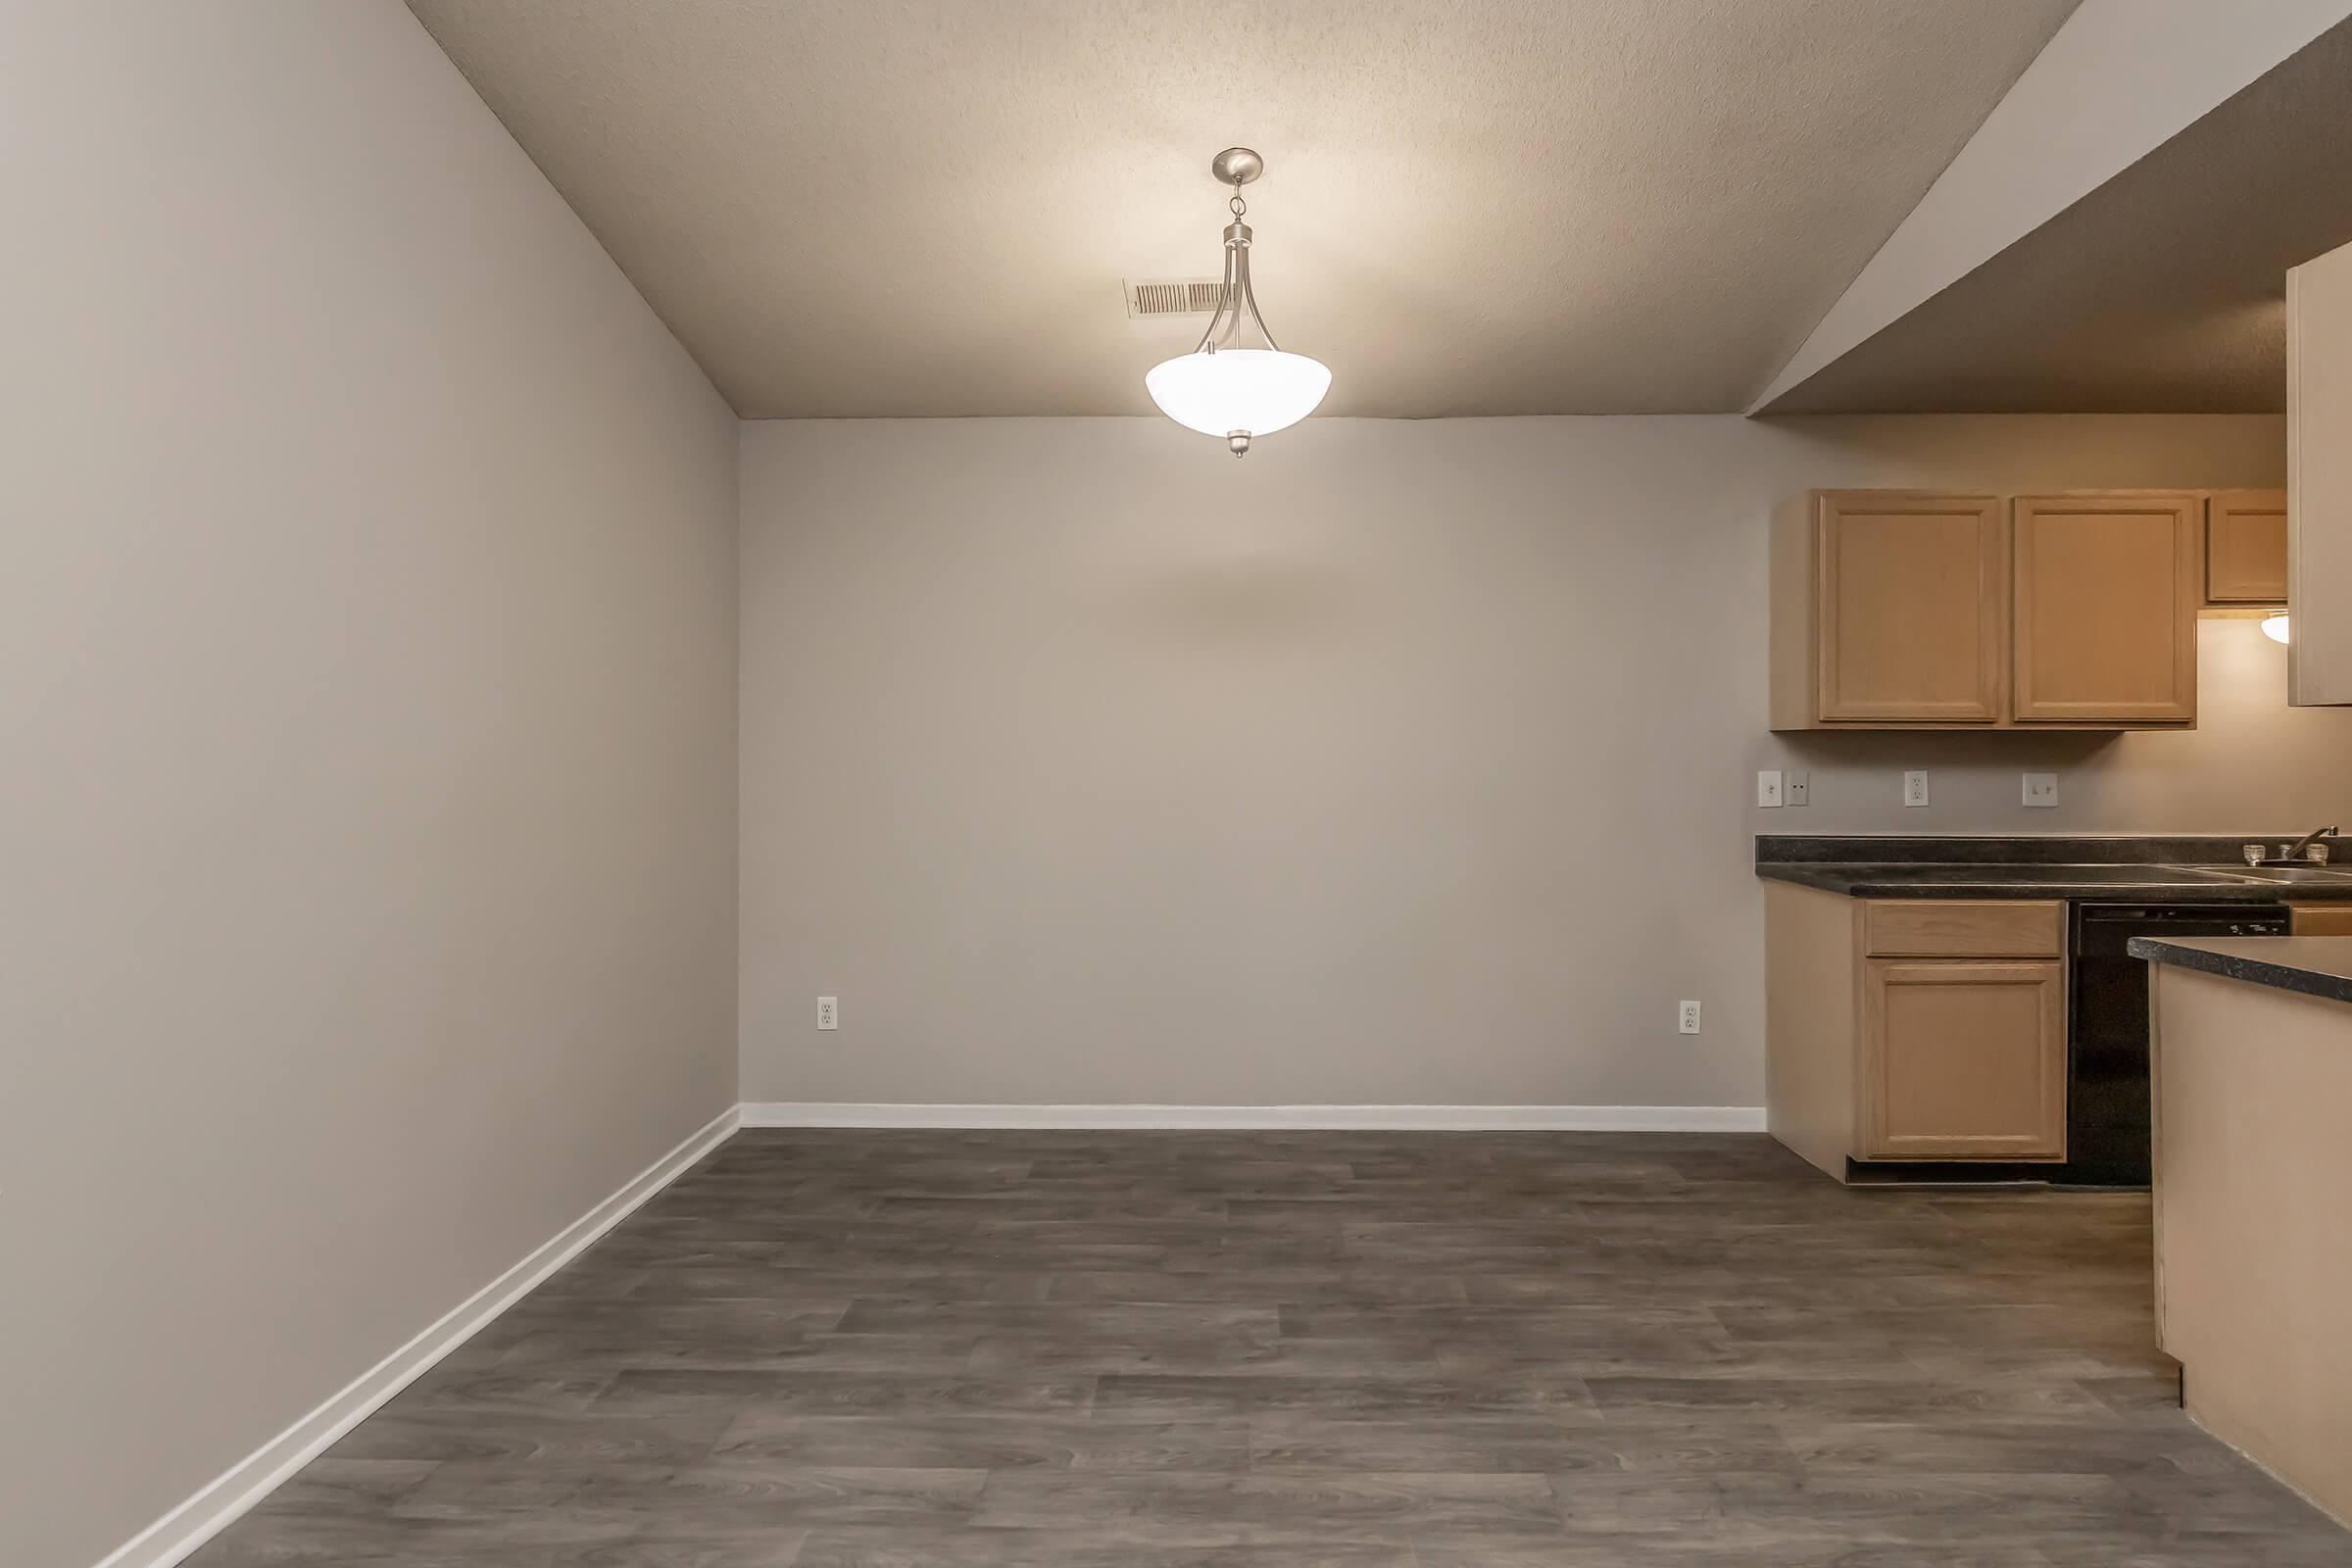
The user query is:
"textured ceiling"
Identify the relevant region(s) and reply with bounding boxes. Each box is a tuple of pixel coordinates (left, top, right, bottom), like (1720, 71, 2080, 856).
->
(1761, 18, 2352, 414)
(407, 0, 2076, 417)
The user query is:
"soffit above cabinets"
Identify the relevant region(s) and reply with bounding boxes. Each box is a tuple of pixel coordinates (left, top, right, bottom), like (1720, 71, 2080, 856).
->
(1759, 18, 2352, 415)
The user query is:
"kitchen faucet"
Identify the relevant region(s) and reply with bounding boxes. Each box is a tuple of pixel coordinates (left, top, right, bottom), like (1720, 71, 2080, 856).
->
(2282, 823, 2339, 862)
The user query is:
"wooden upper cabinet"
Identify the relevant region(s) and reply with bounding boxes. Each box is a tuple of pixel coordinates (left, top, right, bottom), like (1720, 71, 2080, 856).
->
(1860, 958, 2066, 1161)
(2291, 240, 2352, 706)
(1771, 487, 2208, 730)
(2205, 490, 2288, 606)
(2011, 494, 2199, 724)
(1775, 491, 2006, 726)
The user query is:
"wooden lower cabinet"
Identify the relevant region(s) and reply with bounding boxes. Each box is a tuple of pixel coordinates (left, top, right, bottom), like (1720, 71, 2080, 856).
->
(2288, 903, 2352, 936)
(1859, 958, 2067, 1160)
(1765, 882, 2069, 1180)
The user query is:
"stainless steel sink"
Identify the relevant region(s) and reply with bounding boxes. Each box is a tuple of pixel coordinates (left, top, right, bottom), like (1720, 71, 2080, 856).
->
(2168, 863, 2352, 885)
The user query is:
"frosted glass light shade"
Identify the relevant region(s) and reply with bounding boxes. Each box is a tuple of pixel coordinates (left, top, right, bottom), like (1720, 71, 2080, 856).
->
(2263, 612, 2291, 644)
(1145, 349, 1331, 440)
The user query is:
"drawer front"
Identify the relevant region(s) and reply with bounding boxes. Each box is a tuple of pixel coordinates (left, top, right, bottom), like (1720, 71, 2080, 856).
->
(1864, 900, 2065, 958)
(2289, 904, 2352, 936)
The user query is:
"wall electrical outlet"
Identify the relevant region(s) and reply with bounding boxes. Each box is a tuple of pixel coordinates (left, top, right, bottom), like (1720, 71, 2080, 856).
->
(1756, 769, 1784, 808)
(1785, 769, 1809, 807)
(816, 996, 839, 1031)
(1903, 769, 1931, 808)
(2022, 771, 2058, 808)
(1678, 1000, 1701, 1034)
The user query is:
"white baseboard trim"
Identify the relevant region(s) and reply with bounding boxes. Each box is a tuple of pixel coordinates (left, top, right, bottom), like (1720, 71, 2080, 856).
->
(737, 1102, 1768, 1132)
(94, 1102, 741, 1568)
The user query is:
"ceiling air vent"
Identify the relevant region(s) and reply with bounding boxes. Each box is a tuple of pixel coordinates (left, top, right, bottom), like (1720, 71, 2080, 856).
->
(1125, 278, 1223, 318)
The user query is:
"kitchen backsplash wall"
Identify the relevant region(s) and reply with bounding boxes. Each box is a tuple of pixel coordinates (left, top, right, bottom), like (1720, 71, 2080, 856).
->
(1757, 614, 2348, 836)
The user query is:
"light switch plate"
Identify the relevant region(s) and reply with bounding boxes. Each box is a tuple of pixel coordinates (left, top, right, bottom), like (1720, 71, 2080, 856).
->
(1785, 770, 1809, 807)
(1756, 770, 1784, 808)
(2023, 771, 2058, 808)
(1903, 770, 1930, 808)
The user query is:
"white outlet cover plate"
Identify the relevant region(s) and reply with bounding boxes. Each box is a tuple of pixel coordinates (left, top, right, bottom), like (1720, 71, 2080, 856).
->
(817, 996, 839, 1031)
(1678, 1000, 1701, 1034)
(1786, 770, 1809, 806)
(1903, 769, 1930, 808)
(2023, 771, 2058, 808)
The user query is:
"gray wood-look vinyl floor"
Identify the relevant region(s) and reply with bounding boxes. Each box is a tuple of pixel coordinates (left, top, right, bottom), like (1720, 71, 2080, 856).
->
(186, 1131, 2351, 1566)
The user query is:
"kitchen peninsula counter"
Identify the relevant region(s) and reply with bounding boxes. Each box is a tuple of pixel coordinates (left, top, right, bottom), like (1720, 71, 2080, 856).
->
(2133, 935, 2352, 1527)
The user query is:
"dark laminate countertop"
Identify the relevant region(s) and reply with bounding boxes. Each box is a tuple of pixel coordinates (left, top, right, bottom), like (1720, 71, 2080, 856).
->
(1754, 863, 2347, 901)
(1755, 835, 2352, 903)
(2128, 935, 2352, 1004)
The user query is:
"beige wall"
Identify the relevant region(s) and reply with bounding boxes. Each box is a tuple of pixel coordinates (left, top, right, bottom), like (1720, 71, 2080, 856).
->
(1, 6, 738, 1566)
(738, 413, 2330, 1111)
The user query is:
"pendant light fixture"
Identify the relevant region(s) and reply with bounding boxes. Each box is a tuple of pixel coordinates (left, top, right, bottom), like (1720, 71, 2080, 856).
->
(1145, 148, 1331, 456)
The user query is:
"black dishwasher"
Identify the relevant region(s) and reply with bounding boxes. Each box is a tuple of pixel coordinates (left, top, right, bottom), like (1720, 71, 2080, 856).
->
(2069, 903, 2288, 1185)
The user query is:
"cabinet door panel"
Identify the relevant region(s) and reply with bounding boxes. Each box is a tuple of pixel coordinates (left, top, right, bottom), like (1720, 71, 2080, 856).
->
(2206, 490, 2288, 606)
(1816, 494, 2005, 722)
(2291, 242, 2352, 705)
(2013, 495, 2198, 723)
(1861, 959, 2066, 1161)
